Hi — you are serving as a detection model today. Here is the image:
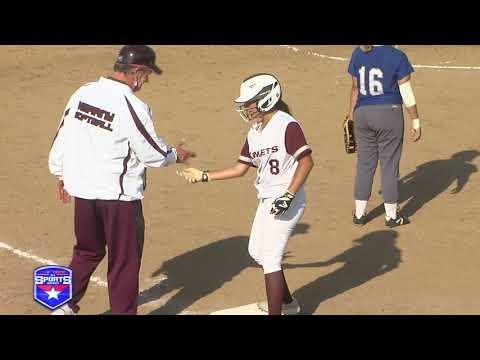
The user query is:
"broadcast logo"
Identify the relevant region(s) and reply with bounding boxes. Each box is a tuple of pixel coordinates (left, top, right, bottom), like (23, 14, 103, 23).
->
(33, 266, 72, 310)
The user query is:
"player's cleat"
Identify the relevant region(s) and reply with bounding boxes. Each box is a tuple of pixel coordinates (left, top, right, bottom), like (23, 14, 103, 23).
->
(257, 297, 301, 315)
(352, 211, 367, 226)
(51, 304, 76, 315)
(385, 215, 410, 228)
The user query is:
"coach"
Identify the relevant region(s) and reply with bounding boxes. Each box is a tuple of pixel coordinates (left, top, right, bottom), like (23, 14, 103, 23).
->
(48, 45, 195, 315)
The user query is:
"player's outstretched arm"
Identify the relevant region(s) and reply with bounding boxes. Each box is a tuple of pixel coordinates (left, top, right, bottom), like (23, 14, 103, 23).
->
(177, 162, 250, 183)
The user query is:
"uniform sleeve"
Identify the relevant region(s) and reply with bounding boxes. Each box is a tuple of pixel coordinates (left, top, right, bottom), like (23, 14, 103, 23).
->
(348, 48, 359, 77)
(238, 139, 253, 166)
(122, 96, 177, 168)
(396, 51, 415, 80)
(48, 104, 72, 179)
(285, 122, 312, 161)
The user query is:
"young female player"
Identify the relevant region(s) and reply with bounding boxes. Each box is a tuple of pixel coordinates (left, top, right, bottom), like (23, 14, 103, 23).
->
(178, 73, 314, 315)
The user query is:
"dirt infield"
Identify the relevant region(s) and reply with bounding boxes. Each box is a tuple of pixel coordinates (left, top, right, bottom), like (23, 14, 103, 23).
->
(1, 45, 479, 314)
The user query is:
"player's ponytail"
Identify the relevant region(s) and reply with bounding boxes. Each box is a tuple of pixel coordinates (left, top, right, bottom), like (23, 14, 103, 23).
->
(276, 100, 292, 115)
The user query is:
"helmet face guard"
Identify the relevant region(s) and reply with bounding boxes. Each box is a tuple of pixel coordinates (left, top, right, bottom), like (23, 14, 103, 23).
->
(235, 91, 271, 123)
(235, 102, 253, 123)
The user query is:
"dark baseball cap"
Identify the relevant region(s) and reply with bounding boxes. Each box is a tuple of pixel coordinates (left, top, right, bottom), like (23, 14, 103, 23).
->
(116, 45, 162, 74)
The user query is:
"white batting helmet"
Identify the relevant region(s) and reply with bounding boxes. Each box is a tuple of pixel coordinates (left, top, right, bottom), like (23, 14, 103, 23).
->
(234, 73, 282, 122)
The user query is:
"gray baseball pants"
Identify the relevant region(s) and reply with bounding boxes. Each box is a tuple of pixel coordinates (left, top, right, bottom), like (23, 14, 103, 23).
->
(354, 104, 404, 203)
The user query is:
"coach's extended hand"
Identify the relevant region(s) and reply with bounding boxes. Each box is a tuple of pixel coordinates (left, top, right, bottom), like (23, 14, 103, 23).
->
(177, 168, 209, 183)
(270, 191, 295, 216)
(175, 143, 196, 163)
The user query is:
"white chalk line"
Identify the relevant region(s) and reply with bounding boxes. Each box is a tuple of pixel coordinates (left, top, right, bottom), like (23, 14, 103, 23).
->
(0, 240, 108, 287)
(280, 45, 480, 70)
(0, 241, 171, 291)
(0, 240, 195, 314)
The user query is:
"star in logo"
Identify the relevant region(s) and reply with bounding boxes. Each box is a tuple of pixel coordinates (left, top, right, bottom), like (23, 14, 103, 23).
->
(45, 287, 61, 300)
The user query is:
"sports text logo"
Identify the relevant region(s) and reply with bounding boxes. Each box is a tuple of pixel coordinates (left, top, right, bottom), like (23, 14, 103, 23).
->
(74, 102, 115, 132)
(250, 146, 279, 159)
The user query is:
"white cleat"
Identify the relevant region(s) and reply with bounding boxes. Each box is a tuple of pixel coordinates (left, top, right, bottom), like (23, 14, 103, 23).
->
(51, 304, 76, 315)
(257, 297, 301, 315)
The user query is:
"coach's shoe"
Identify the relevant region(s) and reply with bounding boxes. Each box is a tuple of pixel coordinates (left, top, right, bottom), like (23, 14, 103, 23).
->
(257, 298, 301, 315)
(385, 215, 410, 228)
(352, 211, 367, 226)
(51, 304, 76, 315)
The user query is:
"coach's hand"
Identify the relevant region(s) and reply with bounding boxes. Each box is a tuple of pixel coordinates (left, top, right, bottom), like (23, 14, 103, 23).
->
(57, 180, 71, 204)
(177, 168, 209, 183)
(271, 191, 295, 216)
(175, 143, 196, 164)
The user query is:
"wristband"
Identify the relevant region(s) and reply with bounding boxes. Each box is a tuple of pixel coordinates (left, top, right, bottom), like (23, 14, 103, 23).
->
(202, 171, 209, 182)
(286, 190, 295, 198)
(412, 118, 421, 130)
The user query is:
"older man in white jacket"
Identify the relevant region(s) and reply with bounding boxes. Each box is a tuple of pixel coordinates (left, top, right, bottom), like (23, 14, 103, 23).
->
(48, 45, 195, 315)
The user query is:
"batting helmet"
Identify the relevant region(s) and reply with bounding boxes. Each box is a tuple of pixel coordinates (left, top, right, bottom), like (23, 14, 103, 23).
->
(235, 73, 282, 112)
(115, 45, 162, 74)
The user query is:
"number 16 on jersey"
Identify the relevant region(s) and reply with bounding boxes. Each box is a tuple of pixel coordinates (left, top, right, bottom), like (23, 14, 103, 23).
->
(359, 66, 384, 96)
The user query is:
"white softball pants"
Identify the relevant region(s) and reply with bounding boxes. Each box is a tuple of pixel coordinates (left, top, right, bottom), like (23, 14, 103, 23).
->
(248, 188, 306, 274)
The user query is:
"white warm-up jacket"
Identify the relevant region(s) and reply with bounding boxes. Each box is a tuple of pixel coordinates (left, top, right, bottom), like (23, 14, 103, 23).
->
(49, 77, 177, 201)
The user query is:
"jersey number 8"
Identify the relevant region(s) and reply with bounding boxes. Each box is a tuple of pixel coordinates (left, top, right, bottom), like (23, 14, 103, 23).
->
(359, 66, 384, 96)
(269, 159, 280, 175)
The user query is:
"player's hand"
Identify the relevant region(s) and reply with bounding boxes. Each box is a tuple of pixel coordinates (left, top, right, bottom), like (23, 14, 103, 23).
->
(177, 168, 209, 183)
(270, 191, 295, 216)
(345, 113, 354, 123)
(411, 127, 421, 142)
(57, 180, 71, 204)
(175, 143, 196, 164)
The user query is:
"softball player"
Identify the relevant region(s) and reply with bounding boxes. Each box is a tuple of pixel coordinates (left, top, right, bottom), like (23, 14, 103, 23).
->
(178, 74, 314, 315)
(48, 45, 195, 315)
(346, 45, 422, 227)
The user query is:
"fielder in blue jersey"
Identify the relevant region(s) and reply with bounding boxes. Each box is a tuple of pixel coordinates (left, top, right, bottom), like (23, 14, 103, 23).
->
(346, 45, 422, 227)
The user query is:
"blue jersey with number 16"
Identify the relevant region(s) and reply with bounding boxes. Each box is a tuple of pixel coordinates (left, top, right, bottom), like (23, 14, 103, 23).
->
(348, 45, 414, 108)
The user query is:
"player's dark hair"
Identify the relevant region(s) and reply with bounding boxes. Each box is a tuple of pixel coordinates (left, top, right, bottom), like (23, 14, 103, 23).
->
(275, 100, 292, 115)
(113, 63, 134, 73)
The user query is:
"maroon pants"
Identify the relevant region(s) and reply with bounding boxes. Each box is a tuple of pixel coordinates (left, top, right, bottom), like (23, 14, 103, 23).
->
(68, 197, 145, 315)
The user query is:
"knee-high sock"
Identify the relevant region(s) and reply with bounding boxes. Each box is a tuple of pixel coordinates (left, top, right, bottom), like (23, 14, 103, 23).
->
(265, 271, 286, 315)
